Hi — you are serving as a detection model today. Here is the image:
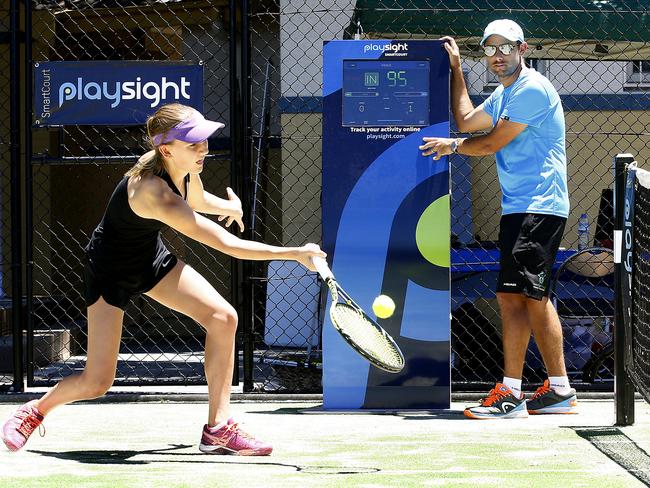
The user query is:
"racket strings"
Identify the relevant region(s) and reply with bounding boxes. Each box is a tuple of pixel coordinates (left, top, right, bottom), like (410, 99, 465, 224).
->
(331, 304, 404, 370)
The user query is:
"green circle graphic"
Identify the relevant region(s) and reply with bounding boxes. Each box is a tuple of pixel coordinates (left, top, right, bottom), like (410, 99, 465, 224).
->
(415, 194, 450, 268)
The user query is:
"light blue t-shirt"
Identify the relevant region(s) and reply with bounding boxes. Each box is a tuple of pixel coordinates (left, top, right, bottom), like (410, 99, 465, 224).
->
(482, 67, 569, 218)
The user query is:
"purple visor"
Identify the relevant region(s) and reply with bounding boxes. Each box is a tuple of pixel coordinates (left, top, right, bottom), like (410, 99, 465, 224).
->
(152, 114, 225, 145)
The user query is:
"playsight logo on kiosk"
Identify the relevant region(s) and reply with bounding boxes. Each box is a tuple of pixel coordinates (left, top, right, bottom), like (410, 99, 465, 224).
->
(58, 76, 193, 109)
(363, 42, 409, 56)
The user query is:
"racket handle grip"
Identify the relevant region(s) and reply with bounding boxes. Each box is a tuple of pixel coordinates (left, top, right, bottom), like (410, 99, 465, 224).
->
(311, 256, 334, 281)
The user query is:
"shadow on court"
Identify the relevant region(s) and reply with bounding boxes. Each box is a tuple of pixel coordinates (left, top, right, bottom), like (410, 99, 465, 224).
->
(267, 406, 467, 420)
(28, 444, 192, 465)
(27, 445, 381, 474)
(570, 427, 650, 487)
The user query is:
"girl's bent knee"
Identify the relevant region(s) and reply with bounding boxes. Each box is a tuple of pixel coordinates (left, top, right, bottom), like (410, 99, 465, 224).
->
(219, 308, 238, 333)
(79, 375, 114, 399)
(223, 308, 238, 330)
(201, 306, 238, 333)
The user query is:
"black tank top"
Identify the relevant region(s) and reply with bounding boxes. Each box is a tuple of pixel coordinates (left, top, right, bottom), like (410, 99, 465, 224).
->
(85, 172, 189, 278)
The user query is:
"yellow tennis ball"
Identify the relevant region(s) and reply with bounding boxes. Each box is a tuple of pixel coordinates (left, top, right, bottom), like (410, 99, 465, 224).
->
(372, 295, 395, 319)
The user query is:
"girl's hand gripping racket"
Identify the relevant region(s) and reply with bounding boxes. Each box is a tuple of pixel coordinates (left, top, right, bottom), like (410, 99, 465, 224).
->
(311, 256, 405, 373)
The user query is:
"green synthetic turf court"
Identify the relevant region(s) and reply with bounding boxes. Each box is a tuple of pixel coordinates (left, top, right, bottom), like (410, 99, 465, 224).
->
(1, 399, 649, 487)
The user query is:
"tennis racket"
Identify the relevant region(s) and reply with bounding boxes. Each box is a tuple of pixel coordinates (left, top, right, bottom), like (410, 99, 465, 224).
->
(311, 256, 405, 373)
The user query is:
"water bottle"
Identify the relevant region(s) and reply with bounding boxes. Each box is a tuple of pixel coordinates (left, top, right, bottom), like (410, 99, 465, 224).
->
(577, 213, 590, 251)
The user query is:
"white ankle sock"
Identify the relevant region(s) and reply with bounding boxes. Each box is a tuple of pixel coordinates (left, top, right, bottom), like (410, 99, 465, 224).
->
(502, 376, 522, 399)
(548, 376, 572, 396)
(208, 420, 227, 431)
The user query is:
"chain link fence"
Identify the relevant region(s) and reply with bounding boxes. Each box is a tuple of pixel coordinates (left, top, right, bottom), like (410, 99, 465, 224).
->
(246, 0, 650, 392)
(4, 1, 649, 393)
(27, 0, 233, 386)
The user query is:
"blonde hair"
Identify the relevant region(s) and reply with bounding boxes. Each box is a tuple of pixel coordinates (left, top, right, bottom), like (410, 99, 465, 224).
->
(125, 103, 199, 178)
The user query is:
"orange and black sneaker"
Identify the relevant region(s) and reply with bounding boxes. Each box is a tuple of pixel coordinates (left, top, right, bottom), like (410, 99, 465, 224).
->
(527, 380, 578, 415)
(464, 383, 528, 419)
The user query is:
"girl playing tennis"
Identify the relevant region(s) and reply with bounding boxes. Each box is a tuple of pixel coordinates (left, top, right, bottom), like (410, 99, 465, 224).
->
(1, 103, 325, 456)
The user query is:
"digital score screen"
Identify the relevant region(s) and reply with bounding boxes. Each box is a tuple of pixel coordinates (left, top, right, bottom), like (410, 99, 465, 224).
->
(342, 60, 430, 127)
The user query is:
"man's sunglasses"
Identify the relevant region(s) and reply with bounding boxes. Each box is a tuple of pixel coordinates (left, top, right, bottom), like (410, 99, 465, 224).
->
(483, 43, 517, 57)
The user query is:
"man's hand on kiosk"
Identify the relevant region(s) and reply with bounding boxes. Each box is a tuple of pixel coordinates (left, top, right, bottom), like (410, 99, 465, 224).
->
(440, 36, 461, 69)
(420, 137, 458, 160)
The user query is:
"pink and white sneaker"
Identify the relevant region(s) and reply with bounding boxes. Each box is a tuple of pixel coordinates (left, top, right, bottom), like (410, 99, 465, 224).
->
(199, 418, 272, 456)
(1, 400, 45, 451)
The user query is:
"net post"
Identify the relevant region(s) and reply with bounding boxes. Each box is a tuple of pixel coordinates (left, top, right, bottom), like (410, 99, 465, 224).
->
(613, 153, 635, 426)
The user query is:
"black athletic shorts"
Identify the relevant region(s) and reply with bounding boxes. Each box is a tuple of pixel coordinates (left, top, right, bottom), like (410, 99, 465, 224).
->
(83, 251, 178, 310)
(497, 213, 567, 300)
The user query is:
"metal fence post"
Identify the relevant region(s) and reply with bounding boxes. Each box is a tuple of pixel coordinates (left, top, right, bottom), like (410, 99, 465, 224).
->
(230, 0, 254, 391)
(24, 0, 34, 388)
(240, 0, 255, 393)
(9, 0, 23, 393)
(229, 0, 242, 388)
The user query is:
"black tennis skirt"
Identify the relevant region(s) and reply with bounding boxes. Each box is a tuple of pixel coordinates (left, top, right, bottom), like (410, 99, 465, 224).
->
(83, 249, 178, 310)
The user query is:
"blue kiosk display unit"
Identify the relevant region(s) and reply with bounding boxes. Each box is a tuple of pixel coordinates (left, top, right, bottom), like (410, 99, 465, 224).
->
(322, 40, 451, 409)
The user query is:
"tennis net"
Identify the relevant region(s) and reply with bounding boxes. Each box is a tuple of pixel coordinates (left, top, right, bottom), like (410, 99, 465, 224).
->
(622, 162, 650, 405)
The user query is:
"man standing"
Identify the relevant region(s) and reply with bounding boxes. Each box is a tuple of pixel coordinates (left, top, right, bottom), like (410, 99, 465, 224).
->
(420, 19, 577, 418)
